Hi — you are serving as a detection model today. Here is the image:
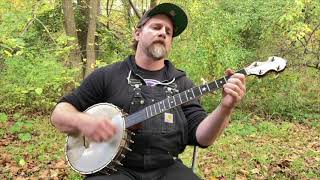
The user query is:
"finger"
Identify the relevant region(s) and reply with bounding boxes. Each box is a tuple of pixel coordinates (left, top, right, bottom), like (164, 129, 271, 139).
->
(227, 78, 246, 92)
(223, 83, 241, 97)
(99, 122, 113, 140)
(225, 68, 234, 76)
(230, 73, 246, 84)
(223, 87, 242, 102)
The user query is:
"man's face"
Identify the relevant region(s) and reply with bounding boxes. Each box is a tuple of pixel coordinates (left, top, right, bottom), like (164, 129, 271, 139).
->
(135, 14, 174, 60)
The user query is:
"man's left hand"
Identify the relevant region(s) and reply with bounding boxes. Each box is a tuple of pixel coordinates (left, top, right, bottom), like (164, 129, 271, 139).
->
(221, 69, 246, 110)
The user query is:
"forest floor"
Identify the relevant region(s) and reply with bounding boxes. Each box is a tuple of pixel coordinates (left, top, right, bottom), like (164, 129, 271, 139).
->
(0, 113, 319, 179)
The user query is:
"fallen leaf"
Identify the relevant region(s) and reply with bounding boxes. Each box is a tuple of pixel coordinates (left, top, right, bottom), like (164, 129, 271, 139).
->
(251, 168, 260, 174)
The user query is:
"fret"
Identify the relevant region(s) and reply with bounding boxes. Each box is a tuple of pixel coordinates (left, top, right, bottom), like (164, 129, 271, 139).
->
(169, 96, 176, 107)
(217, 78, 226, 87)
(206, 84, 210, 91)
(215, 80, 219, 88)
(160, 100, 166, 111)
(156, 102, 162, 113)
(186, 89, 195, 99)
(177, 94, 182, 105)
(191, 89, 195, 98)
(180, 92, 188, 103)
(224, 76, 227, 82)
(165, 98, 171, 109)
(184, 91, 188, 101)
(146, 107, 149, 118)
(159, 101, 164, 112)
(172, 97, 177, 106)
(149, 106, 153, 117)
(192, 87, 201, 97)
(208, 81, 217, 91)
(198, 86, 202, 95)
(154, 104, 158, 114)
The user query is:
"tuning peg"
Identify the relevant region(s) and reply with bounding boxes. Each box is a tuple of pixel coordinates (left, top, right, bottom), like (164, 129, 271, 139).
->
(124, 146, 132, 152)
(120, 154, 126, 158)
(277, 65, 280, 70)
(114, 160, 123, 166)
(128, 139, 134, 144)
(254, 62, 258, 67)
(126, 130, 136, 136)
(259, 70, 262, 75)
(271, 57, 275, 61)
(107, 166, 118, 172)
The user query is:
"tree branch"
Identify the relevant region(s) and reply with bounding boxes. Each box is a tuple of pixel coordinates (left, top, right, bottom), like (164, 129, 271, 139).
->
(34, 17, 57, 45)
(128, 0, 141, 19)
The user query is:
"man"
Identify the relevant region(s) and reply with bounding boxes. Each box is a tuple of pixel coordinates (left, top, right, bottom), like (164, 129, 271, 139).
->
(51, 3, 246, 180)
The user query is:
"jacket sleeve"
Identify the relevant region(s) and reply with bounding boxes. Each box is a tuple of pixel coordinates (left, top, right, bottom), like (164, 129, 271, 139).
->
(59, 67, 108, 112)
(180, 77, 209, 148)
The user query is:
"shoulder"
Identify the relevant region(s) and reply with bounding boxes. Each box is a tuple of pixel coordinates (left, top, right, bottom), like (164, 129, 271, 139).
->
(92, 58, 130, 77)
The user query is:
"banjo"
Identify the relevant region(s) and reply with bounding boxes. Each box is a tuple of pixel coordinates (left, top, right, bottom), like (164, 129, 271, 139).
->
(65, 56, 287, 174)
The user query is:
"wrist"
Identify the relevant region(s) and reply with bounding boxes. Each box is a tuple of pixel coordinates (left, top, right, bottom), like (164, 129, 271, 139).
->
(72, 113, 90, 134)
(219, 103, 234, 114)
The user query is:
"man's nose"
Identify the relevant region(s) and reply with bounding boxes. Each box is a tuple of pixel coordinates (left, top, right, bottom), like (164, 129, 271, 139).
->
(158, 27, 166, 39)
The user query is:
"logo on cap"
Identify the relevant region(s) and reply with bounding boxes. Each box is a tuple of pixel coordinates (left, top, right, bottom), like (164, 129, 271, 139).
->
(169, 10, 176, 17)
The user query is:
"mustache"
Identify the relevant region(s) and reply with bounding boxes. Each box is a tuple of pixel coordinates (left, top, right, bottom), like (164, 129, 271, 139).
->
(152, 40, 165, 45)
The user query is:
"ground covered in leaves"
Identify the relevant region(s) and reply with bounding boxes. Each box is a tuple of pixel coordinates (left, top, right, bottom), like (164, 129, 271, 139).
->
(0, 113, 319, 179)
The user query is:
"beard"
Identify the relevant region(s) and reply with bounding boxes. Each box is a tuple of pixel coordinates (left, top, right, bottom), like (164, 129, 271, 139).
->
(146, 42, 168, 60)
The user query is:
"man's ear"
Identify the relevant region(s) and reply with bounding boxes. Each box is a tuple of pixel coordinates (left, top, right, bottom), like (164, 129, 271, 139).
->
(134, 28, 141, 41)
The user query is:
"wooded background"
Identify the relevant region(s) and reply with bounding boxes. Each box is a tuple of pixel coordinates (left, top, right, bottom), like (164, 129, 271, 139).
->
(0, 0, 319, 179)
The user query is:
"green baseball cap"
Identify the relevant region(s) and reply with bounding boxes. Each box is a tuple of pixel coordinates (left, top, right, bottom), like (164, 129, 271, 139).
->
(137, 3, 188, 37)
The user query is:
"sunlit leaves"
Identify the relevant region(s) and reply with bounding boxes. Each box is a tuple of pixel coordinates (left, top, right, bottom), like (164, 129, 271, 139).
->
(0, 113, 8, 123)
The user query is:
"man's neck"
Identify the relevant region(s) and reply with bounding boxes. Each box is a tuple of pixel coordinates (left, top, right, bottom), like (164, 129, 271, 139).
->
(134, 51, 165, 71)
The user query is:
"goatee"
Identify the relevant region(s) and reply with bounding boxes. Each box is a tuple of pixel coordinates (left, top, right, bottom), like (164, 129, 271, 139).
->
(147, 42, 167, 60)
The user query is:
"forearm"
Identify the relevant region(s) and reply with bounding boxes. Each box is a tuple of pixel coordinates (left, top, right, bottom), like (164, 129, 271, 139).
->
(195, 104, 233, 146)
(50, 102, 88, 135)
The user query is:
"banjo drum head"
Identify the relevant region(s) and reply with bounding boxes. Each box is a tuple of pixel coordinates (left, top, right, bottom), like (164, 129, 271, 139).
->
(65, 103, 125, 174)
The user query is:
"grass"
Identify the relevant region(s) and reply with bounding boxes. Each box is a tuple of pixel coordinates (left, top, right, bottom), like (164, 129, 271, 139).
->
(0, 113, 319, 179)
(180, 119, 320, 179)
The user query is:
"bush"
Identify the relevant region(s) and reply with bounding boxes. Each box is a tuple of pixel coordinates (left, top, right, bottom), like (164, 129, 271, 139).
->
(0, 54, 78, 113)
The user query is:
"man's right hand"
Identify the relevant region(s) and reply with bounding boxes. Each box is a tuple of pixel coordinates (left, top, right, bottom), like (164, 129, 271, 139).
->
(51, 102, 117, 142)
(78, 116, 116, 142)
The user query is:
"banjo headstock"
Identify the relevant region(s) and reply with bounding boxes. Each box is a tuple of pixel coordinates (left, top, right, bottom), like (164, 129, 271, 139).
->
(245, 56, 287, 76)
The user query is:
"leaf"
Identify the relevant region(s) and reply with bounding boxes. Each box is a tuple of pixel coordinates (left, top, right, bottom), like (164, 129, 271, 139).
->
(18, 158, 26, 166)
(35, 88, 43, 95)
(251, 168, 260, 174)
(0, 113, 8, 123)
(10, 122, 23, 133)
(18, 133, 32, 142)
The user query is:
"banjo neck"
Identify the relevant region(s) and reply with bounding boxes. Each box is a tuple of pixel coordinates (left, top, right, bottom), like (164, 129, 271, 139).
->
(124, 56, 288, 128)
(124, 69, 248, 128)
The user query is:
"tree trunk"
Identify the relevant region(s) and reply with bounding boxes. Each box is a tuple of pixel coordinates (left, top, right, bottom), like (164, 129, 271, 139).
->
(121, 0, 132, 28)
(62, 0, 82, 73)
(150, 0, 160, 8)
(84, 0, 98, 78)
(77, 0, 89, 63)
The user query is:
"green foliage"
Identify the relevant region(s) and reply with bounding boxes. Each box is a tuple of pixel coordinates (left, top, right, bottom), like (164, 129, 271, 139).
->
(0, 112, 8, 123)
(8, 114, 34, 142)
(0, 53, 77, 112)
(240, 67, 319, 121)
